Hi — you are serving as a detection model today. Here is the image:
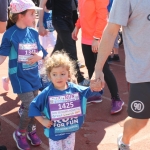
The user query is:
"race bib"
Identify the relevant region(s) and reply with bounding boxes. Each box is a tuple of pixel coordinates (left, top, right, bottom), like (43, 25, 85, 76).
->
(18, 43, 38, 62)
(49, 93, 82, 121)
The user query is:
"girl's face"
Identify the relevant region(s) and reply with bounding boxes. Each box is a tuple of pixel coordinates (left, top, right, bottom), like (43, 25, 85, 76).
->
(49, 66, 69, 90)
(20, 9, 36, 27)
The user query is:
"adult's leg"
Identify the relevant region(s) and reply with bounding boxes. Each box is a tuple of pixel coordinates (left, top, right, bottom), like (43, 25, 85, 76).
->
(98, 55, 124, 114)
(53, 30, 84, 83)
(122, 117, 148, 144)
(103, 61, 120, 99)
(53, 34, 63, 52)
(120, 82, 150, 146)
(82, 44, 96, 79)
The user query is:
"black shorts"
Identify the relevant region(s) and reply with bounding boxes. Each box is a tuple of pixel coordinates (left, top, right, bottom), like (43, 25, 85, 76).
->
(127, 82, 150, 119)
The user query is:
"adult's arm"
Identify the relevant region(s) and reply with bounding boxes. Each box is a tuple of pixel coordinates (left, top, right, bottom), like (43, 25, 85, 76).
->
(91, 0, 130, 91)
(72, 15, 81, 40)
(38, 0, 48, 36)
(90, 22, 120, 91)
(0, 0, 8, 33)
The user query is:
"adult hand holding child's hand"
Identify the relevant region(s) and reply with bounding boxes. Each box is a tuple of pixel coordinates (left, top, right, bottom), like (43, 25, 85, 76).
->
(90, 70, 105, 91)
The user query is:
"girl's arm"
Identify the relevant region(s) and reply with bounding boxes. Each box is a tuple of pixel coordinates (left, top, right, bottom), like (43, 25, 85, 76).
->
(35, 116, 53, 128)
(76, 84, 103, 99)
(0, 56, 7, 65)
(27, 50, 43, 65)
(29, 87, 53, 128)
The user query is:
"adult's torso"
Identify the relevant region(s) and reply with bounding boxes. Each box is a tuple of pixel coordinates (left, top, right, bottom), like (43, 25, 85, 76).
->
(52, 0, 73, 31)
(109, 0, 150, 83)
(52, 0, 72, 17)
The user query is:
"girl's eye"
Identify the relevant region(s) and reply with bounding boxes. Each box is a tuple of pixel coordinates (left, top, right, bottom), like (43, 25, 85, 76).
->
(61, 73, 65, 76)
(53, 74, 56, 76)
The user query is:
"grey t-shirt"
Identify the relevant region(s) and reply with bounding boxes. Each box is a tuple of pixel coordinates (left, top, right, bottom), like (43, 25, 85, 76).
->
(0, 0, 8, 21)
(109, 0, 150, 83)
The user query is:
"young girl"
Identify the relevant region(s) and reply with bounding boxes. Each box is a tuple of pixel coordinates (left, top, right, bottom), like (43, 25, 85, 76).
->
(29, 51, 103, 150)
(0, 0, 44, 149)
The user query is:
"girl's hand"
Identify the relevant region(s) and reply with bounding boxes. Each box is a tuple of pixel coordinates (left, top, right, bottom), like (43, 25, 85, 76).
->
(35, 116, 53, 128)
(42, 118, 53, 128)
(27, 51, 43, 65)
(27, 53, 42, 65)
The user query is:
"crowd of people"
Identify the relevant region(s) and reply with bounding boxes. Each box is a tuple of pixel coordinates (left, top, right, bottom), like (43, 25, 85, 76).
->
(0, 0, 149, 150)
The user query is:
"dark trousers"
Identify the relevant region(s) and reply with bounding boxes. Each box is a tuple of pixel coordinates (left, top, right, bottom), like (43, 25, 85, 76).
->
(52, 30, 84, 83)
(72, 10, 78, 26)
(82, 44, 120, 99)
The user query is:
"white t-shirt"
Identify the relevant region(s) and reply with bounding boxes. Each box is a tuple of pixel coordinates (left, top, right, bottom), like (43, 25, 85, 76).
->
(109, 0, 150, 83)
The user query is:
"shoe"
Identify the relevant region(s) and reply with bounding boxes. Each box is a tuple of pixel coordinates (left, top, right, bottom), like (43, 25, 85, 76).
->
(13, 130, 30, 150)
(2, 77, 9, 91)
(112, 54, 120, 62)
(87, 96, 102, 104)
(18, 104, 24, 117)
(0, 145, 7, 150)
(27, 130, 42, 146)
(79, 79, 90, 87)
(111, 99, 124, 114)
(77, 60, 85, 68)
(117, 134, 130, 150)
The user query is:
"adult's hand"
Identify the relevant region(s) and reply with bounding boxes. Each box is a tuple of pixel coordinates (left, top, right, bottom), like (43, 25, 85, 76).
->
(38, 26, 48, 36)
(90, 69, 105, 91)
(92, 39, 100, 53)
(72, 26, 79, 41)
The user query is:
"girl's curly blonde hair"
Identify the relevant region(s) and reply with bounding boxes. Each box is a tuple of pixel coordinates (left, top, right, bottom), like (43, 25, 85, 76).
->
(45, 51, 76, 79)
